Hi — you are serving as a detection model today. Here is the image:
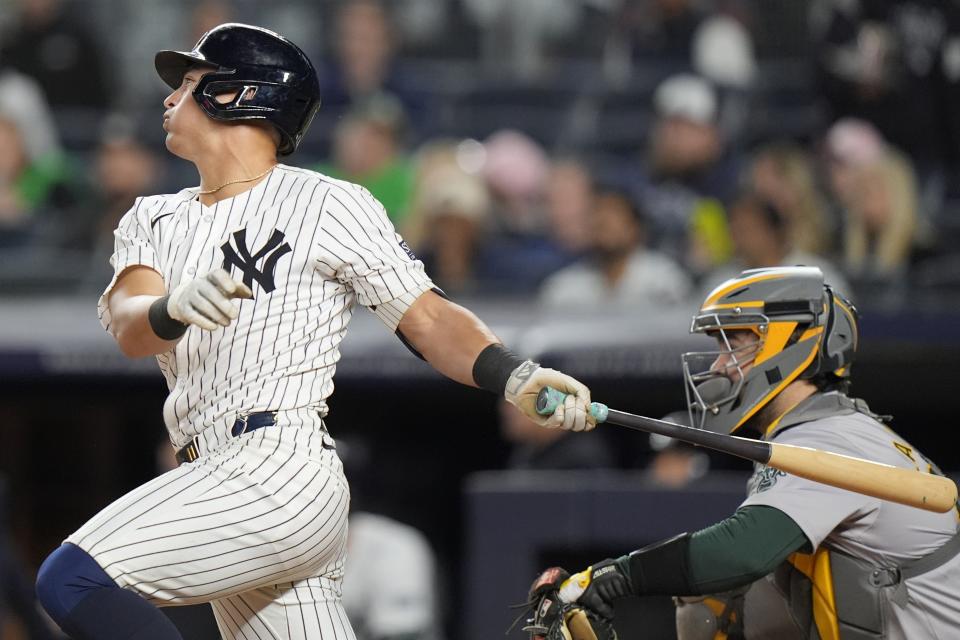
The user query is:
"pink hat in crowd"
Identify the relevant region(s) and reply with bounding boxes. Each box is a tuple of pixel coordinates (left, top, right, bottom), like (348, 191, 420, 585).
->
(825, 118, 885, 167)
(482, 129, 549, 201)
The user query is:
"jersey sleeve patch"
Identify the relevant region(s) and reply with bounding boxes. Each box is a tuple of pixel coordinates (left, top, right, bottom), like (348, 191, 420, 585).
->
(318, 182, 434, 321)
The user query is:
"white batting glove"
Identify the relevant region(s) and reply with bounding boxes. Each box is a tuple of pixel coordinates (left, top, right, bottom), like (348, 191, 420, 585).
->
(504, 361, 596, 431)
(167, 268, 253, 331)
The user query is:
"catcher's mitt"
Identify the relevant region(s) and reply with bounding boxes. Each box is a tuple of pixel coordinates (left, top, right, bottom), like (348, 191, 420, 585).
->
(519, 567, 618, 640)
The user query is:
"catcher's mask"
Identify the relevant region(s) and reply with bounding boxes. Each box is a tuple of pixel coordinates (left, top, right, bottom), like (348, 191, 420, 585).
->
(155, 23, 321, 156)
(682, 266, 858, 434)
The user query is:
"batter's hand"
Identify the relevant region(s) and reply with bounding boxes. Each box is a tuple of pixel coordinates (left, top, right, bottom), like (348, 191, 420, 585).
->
(167, 268, 253, 331)
(505, 361, 596, 431)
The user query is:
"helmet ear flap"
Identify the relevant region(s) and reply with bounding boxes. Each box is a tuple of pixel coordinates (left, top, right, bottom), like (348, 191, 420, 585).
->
(818, 287, 837, 372)
(815, 286, 858, 378)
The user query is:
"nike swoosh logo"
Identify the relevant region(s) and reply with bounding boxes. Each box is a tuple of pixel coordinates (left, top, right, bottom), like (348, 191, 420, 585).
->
(150, 211, 177, 229)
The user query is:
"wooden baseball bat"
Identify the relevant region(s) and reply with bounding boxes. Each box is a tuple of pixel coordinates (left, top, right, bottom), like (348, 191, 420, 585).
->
(536, 388, 958, 513)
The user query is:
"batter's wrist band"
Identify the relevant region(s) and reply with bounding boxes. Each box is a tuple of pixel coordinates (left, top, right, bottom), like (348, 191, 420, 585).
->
(472, 343, 527, 394)
(627, 532, 694, 596)
(148, 295, 188, 341)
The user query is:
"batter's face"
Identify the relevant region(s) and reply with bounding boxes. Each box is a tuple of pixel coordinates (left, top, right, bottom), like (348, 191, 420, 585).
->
(162, 67, 218, 159)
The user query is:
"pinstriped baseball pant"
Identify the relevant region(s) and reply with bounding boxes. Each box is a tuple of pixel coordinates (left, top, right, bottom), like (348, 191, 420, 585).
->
(66, 426, 355, 640)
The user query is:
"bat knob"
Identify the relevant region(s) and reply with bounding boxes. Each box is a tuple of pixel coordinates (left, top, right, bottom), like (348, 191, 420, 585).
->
(535, 387, 609, 423)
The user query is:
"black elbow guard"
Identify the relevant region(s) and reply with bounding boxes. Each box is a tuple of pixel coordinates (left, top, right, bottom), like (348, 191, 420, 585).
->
(627, 532, 695, 596)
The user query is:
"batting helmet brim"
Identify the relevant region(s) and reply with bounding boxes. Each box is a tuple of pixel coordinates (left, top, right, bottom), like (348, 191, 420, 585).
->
(155, 49, 219, 90)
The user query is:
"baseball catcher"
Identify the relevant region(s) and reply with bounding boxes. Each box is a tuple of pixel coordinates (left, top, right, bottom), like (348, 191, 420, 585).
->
(528, 267, 960, 639)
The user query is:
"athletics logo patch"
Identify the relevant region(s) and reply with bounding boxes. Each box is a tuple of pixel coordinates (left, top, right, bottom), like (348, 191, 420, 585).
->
(221, 228, 292, 294)
(752, 466, 787, 493)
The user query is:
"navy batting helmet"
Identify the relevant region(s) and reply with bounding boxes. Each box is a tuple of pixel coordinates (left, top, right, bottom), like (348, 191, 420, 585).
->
(155, 23, 321, 156)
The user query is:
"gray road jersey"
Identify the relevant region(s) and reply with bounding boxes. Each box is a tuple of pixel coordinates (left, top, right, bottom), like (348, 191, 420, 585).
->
(741, 394, 960, 638)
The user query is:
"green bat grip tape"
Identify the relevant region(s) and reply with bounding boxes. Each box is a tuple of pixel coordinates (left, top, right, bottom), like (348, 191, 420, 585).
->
(535, 386, 609, 423)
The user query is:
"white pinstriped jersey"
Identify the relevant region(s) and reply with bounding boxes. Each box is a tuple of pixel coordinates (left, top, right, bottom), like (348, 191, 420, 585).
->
(75, 164, 433, 639)
(98, 164, 433, 450)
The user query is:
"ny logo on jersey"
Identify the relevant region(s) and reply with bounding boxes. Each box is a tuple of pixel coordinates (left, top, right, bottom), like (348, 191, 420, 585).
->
(221, 228, 292, 294)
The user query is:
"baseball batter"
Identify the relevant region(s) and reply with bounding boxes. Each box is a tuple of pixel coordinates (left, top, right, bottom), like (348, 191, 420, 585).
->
(531, 267, 960, 640)
(33, 23, 595, 640)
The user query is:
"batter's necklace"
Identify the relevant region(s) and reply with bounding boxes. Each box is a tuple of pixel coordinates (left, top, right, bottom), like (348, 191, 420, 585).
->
(198, 164, 276, 195)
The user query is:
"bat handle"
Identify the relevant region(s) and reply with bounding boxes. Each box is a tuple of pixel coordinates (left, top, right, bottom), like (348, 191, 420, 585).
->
(535, 387, 609, 423)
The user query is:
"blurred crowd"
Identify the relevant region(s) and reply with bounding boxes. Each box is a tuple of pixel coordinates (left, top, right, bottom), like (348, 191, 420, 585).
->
(2, 0, 960, 305)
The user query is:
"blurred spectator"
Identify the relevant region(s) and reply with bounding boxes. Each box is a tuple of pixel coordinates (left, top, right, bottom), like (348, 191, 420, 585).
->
(643, 412, 709, 489)
(539, 181, 692, 309)
(474, 129, 571, 294)
(637, 73, 736, 277)
(188, 0, 234, 45)
(343, 512, 442, 640)
(820, 117, 921, 285)
(702, 190, 851, 297)
(388, 0, 451, 52)
(69, 121, 162, 290)
(315, 93, 415, 227)
(407, 135, 572, 297)
(498, 399, 615, 470)
(810, 0, 960, 178)
(747, 142, 834, 256)
(409, 145, 491, 295)
(461, 0, 582, 79)
(544, 157, 593, 257)
(0, 60, 61, 162)
(843, 149, 918, 284)
(821, 117, 886, 214)
(0, 116, 33, 246)
(319, 0, 429, 136)
(613, 0, 756, 89)
(645, 435, 709, 488)
(482, 129, 550, 235)
(404, 139, 467, 248)
(0, 477, 58, 640)
(0, 115, 75, 249)
(335, 437, 443, 640)
(0, 0, 107, 108)
(604, 0, 756, 139)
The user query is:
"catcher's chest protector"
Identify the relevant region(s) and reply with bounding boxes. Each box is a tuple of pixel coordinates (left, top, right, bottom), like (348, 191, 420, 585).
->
(770, 531, 960, 640)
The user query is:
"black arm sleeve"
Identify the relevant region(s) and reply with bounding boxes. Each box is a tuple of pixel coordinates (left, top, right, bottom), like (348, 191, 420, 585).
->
(627, 505, 809, 597)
